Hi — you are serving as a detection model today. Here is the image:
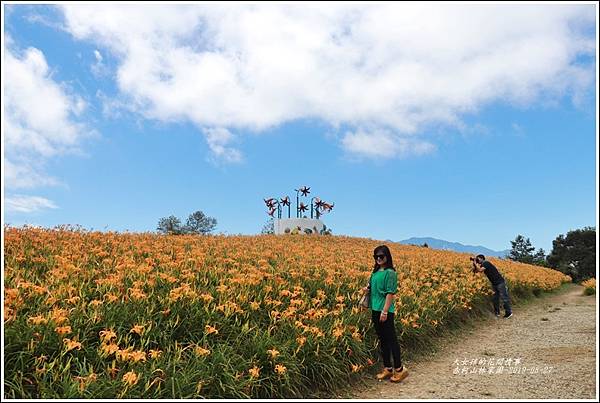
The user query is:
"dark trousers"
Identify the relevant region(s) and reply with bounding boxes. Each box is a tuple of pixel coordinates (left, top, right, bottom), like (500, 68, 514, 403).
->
(371, 311, 403, 369)
(492, 281, 512, 315)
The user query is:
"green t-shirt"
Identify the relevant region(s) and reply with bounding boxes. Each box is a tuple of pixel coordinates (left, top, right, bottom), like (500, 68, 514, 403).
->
(369, 268, 398, 313)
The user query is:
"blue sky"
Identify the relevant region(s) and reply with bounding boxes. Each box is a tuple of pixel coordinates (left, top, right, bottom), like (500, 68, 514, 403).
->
(2, 3, 598, 253)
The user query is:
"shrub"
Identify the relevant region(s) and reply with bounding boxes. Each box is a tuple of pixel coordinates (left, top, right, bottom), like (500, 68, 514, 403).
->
(582, 278, 596, 295)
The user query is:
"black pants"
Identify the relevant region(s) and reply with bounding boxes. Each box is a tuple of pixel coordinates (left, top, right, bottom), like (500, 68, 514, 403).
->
(371, 311, 403, 369)
(492, 281, 512, 315)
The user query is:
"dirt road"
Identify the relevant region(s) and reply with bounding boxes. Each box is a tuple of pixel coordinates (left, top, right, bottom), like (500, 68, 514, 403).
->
(351, 283, 597, 399)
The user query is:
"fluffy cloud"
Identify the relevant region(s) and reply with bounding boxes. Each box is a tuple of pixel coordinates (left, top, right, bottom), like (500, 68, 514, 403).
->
(202, 127, 243, 164)
(4, 159, 61, 189)
(4, 194, 58, 213)
(4, 46, 88, 157)
(58, 3, 595, 160)
(4, 38, 92, 210)
(342, 129, 435, 159)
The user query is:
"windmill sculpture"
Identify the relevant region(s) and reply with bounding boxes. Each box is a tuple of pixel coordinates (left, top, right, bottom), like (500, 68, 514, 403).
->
(264, 185, 334, 219)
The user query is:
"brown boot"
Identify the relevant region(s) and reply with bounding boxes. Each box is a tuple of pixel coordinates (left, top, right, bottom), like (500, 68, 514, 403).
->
(390, 367, 409, 383)
(376, 367, 393, 380)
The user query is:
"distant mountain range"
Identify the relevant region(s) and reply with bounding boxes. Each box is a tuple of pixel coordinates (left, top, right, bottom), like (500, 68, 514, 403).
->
(396, 237, 510, 258)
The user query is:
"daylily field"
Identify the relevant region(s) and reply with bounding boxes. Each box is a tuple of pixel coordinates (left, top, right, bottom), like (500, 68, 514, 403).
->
(3, 226, 571, 398)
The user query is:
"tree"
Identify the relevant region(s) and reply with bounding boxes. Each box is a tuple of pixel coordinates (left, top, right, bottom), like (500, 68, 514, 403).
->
(157, 215, 183, 235)
(532, 248, 548, 267)
(261, 218, 274, 234)
(508, 235, 536, 264)
(184, 210, 217, 235)
(547, 227, 596, 282)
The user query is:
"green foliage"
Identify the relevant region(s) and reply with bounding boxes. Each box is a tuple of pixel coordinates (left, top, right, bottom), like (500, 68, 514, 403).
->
(508, 235, 536, 264)
(184, 211, 217, 235)
(261, 219, 274, 235)
(508, 235, 548, 267)
(547, 226, 596, 282)
(157, 211, 217, 236)
(156, 216, 183, 235)
(532, 248, 548, 267)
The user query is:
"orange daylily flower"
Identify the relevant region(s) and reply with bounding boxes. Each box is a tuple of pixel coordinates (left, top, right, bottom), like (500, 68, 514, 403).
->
(267, 349, 280, 359)
(248, 365, 261, 378)
(274, 364, 287, 375)
(205, 325, 218, 335)
(122, 370, 138, 386)
(63, 338, 82, 352)
(130, 325, 144, 336)
(55, 326, 72, 336)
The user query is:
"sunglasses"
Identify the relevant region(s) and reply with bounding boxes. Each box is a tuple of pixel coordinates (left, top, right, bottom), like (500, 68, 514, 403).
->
(374, 254, 386, 260)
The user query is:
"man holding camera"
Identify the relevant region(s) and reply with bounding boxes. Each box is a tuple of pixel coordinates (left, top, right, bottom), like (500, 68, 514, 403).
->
(471, 254, 513, 318)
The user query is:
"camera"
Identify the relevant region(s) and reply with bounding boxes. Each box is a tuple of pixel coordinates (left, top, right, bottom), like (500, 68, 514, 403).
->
(469, 256, 479, 273)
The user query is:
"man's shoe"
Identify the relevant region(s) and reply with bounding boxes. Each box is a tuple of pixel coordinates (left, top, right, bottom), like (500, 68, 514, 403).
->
(503, 312, 513, 319)
(390, 367, 409, 383)
(376, 368, 393, 380)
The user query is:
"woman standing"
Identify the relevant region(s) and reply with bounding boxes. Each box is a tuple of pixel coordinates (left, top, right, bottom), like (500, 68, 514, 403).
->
(363, 245, 409, 383)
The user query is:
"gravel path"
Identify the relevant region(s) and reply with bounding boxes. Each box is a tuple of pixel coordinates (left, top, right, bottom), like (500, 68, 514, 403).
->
(351, 283, 597, 399)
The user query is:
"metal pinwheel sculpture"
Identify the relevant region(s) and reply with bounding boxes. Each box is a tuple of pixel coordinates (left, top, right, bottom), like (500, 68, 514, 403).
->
(264, 198, 277, 209)
(315, 198, 334, 219)
(280, 196, 291, 218)
(294, 186, 310, 218)
(298, 202, 309, 217)
(299, 186, 310, 197)
(265, 186, 334, 222)
(312, 197, 325, 219)
(321, 201, 334, 213)
(264, 198, 281, 218)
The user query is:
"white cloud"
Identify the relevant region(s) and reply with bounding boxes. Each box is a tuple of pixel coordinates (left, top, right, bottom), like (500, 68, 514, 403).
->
(3, 159, 61, 189)
(202, 127, 243, 164)
(4, 195, 58, 213)
(4, 38, 93, 210)
(94, 49, 103, 62)
(342, 128, 436, 159)
(4, 43, 92, 158)
(91, 49, 110, 77)
(58, 3, 595, 160)
(24, 11, 64, 31)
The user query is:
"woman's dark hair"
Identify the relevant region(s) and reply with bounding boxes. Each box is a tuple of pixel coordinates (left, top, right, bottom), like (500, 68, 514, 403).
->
(372, 245, 395, 272)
